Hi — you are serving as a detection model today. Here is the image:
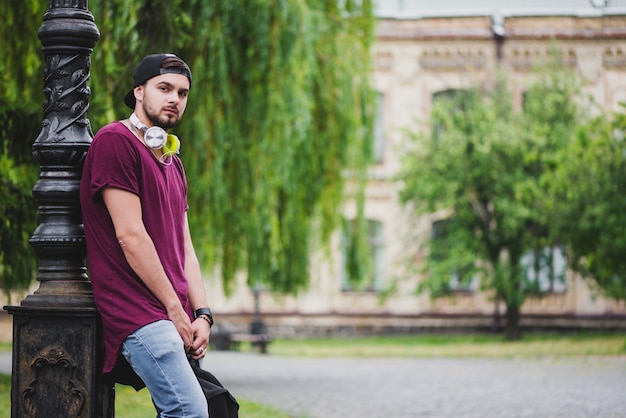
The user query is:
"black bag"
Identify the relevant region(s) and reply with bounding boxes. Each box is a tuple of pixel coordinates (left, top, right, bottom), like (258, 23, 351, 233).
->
(111, 356, 239, 418)
(190, 360, 239, 418)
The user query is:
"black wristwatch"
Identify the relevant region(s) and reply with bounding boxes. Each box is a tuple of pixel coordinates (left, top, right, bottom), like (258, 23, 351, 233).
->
(194, 307, 214, 327)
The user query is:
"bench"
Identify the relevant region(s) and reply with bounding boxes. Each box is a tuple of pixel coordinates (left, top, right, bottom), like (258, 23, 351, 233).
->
(211, 330, 273, 354)
(230, 333, 273, 354)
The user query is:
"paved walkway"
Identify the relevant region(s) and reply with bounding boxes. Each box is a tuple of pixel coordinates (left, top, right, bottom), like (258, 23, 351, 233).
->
(203, 352, 626, 418)
(2, 351, 625, 417)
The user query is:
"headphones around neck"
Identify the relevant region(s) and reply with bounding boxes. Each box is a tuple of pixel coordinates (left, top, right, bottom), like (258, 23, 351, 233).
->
(129, 113, 180, 157)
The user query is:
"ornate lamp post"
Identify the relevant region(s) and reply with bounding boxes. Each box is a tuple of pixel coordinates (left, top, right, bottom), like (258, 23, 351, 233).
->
(3, 1, 112, 416)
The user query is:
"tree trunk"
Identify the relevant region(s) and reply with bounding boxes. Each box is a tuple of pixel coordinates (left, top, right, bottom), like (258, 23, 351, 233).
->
(492, 295, 502, 332)
(505, 305, 522, 341)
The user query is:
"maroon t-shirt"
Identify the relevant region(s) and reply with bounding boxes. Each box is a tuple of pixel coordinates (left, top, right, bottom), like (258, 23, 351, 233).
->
(79, 121, 192, 375)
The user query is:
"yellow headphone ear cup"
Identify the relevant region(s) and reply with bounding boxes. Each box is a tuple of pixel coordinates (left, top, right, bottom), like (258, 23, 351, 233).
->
(163, 134, 180, 156)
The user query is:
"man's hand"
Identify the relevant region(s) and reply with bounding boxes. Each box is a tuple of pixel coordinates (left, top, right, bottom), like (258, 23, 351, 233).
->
(189, 317, 211, 360)
(167, 304, 194, 352)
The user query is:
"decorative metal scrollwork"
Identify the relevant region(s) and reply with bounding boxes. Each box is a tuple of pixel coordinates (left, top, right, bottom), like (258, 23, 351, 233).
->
(22, 346, 87, 418)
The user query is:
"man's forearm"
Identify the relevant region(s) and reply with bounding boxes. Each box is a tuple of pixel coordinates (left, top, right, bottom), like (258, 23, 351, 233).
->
(186, 251, 208, 311)
(119, 229, 183, 312)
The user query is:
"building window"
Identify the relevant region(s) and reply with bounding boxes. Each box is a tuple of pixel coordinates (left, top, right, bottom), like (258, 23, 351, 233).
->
(431, 89, 473, 140)
(372, 91, 385, 164)
(430, 219, 477, 293)
(341, 219, 384, 291)
(521, 246, 567, 293)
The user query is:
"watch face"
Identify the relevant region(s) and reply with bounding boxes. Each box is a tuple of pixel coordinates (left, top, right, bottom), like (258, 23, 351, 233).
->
(195, 308, 213, 319)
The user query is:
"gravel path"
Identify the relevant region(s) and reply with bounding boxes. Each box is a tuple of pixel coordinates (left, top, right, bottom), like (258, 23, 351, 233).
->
(203, 352, 626, 418)
(2, 351, 625, 417)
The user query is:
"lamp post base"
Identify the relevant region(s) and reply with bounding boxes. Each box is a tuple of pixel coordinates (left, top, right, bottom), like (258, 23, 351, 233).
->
(4, 306, 114, 418)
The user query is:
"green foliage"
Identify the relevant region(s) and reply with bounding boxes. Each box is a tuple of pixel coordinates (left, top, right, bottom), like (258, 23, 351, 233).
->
(0, 0, 375, 296)
(0, 1, 49, 294)
(342, 215, 374, 289)
(88, 0, 142, 126)
(172, 0, 375, 292)
(550, 105, 626, 300)
(0, 101, 39, 297)
(0, 1, 45, 105)
(398, 63, 585, 338)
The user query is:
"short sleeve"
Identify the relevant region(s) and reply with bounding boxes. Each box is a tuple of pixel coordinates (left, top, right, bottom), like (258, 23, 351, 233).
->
(87, 127, 141, 203)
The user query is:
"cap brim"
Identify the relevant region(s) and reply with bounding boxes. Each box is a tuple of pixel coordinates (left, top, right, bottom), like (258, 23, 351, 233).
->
(124, 89, 136, 109)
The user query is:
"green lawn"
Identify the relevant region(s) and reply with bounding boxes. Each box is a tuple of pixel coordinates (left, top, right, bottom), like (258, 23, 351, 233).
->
(1, 332, 624, 417)
(0, 374, 292, 418)
(265, 332, 626, 358)
(0, 374, 8, 417)
(113, 383, 292, 418)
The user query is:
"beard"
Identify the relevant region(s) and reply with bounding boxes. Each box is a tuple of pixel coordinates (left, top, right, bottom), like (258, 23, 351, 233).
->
(143, 104, 179, 130)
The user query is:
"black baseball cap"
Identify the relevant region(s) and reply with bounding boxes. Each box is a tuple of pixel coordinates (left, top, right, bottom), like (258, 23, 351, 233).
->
(124, 53, 192, 109)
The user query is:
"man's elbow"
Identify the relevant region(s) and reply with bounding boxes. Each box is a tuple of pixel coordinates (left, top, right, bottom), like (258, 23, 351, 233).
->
(115, 227, 144, 249)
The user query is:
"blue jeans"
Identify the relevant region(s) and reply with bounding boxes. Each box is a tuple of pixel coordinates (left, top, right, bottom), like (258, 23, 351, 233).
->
(121, 320, 208, 418)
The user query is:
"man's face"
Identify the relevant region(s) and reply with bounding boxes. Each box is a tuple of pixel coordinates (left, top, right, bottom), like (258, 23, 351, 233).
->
(136, 73, 190, 130)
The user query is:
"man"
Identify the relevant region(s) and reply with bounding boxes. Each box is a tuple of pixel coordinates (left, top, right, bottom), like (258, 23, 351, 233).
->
(80, 53, 211, 417)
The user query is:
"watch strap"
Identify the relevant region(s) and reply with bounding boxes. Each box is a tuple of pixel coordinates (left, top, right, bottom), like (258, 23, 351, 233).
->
(194, 307, 214, 326)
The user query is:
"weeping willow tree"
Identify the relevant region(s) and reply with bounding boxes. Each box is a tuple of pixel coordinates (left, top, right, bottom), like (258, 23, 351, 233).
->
(0, 1, 47, 297)
(178, 1, 375, 293)
(2, 0, 375, 295)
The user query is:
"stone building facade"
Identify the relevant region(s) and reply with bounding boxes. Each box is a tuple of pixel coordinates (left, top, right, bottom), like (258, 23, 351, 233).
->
(2, 3, 625, 344)
(207, 2, 626, 336)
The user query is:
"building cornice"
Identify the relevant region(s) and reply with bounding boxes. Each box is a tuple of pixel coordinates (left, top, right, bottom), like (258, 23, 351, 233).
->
(376, 15, 626, 41)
